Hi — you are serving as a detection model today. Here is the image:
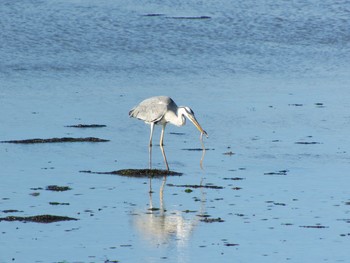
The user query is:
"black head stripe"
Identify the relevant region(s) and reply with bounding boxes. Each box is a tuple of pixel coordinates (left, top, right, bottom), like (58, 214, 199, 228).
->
(185, 107, 195, 115)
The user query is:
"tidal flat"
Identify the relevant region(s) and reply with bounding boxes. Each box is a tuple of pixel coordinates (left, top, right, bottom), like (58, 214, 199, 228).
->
(1, 0, 350, 262)
(1, 75, 349, 263)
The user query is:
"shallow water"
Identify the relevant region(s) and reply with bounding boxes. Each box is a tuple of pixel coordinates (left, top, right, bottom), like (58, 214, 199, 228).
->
(1, 0, 350, 262)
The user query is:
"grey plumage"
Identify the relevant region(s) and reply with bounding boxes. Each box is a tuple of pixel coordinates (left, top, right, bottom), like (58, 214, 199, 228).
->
(129, 96, 177, 124)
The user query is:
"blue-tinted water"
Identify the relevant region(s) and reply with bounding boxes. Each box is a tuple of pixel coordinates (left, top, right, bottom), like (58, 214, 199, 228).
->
(1, 1, 350, 263)
(1, 0, 349, 80)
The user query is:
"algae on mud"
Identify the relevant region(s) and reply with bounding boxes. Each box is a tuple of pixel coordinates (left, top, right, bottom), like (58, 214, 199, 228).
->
(46, 185, 72, 191)
(167, 183, 224, 189)
(197, 215, 225, 223)
(0, 214, 78, 223)
(1, 137, 109, 144)
(181, 148, 213, 151)
(264, 170, 289, 175)
(65, 124, 107, 128)
(80, 169, 182, 178)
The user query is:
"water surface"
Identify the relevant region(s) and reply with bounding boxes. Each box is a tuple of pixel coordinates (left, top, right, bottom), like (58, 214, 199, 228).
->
(1, 0, 350, 262)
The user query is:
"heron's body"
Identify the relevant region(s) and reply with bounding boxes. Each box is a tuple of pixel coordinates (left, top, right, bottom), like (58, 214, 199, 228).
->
(129, 96, 182, 127)
(129, 96, 207, 170)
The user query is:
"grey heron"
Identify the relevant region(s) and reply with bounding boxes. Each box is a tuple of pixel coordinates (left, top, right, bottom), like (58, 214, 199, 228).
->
(129, 96, 208, 169)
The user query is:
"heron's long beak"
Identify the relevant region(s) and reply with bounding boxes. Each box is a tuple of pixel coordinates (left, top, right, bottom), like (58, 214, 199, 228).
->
(187, 114, 208, 137)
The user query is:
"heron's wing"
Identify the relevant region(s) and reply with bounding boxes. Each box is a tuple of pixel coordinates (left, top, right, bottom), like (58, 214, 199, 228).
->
(129, 96, 175, 123)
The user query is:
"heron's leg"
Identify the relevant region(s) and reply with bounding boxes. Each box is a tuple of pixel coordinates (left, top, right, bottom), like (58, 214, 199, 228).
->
(149, 123, 155, 169)
(149, 145, 152, 170)
(149, 123, 155, 147)
(160, 124, 166, 146)
(160, 144, 169, 171)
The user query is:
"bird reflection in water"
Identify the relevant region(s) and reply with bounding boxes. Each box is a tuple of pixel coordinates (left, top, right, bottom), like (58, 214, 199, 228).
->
(132, 176, 206, 249)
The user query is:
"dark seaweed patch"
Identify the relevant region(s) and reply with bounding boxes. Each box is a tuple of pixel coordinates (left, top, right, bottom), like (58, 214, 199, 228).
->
(224, 243, 239, 247)
(200, 217, 225, 223)
(264, 170, 289, 175)
(49, 202, 70, 206)
(273, 202, 286, 206)
(148, 207, 160, 212)
(169, 16, 211, 20)
(2, 210, 22, 213)
(167, 183, 224, 189)
(1, 137, 109, 144)
(295, 141, 321, 145)
(315, 102, 325, 108)
(80, 169, 182, 177)
(0, 214, 78, 223)
(182, 148, 214, 151)
(65, 124, 106, 128)
(183, 210, 197, 213)
(46, 185, 71, 192)
(235, 213, 245, 217)
(142, 13, 165, 17)
(169, 132, 186, 135)
(299, 225, 329, 229)
(223, 177, 244, 180)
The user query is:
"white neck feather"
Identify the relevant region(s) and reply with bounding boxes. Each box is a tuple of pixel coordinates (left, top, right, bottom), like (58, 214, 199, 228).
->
(175, 107, 187, 126)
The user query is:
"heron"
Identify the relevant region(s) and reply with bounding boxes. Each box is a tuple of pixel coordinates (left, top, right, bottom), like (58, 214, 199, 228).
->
(129, 96, 208, 169)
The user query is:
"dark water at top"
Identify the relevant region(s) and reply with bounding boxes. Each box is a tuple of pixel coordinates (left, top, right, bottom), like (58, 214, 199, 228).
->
(1, 0, 349, 81)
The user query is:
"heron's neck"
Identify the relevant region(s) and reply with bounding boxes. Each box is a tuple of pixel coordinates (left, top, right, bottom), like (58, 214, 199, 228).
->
(174, 107, 187, 126)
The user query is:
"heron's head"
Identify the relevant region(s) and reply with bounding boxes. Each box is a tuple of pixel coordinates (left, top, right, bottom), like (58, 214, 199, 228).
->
(180, 107, 208, 137)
